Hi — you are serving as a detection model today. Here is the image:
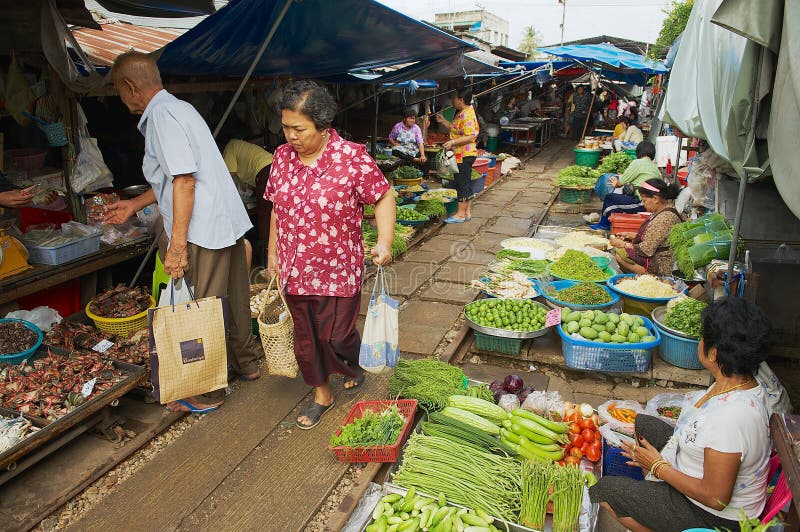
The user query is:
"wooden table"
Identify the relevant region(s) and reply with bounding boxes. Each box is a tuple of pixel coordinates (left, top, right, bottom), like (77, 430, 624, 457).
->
(770, 413, 800, 529)
(0, 240, 151, 306)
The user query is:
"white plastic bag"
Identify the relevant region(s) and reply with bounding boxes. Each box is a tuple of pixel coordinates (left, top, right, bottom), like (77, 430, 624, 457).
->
(598, 399, 643, 435)
(358, 266, 399, 375)
(158, 278, 196, 307)
(756, 362, 793, 417)
(644, 393, 688, 426)
(498, 394, 520, 413)
(71, 105, 112, 193)
(5, 306, 62, 332)
(599, 423, 636, 448)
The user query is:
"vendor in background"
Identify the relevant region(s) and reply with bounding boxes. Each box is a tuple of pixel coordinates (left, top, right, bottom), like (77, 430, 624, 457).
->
(589, 140, 661, 231)
(590, 296, 773, 532)
(613, 117, 644, 151)
(107, 52, 262, 414)
(609, 178, 683, 276)
(265, 81, 394, 430)
(436, 87, 479, 224)
(520, 95, 543, 118)
(223, 138, 273, 267)
(0, 179, 37, 208)
(570, 85, 592, 142)
(612, 116, 628, 140)
(503, 95, 521, 121)
(387, 108, 427, 164)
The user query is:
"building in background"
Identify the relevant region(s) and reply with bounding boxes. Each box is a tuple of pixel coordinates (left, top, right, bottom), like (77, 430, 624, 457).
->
(434, 8, 509, 48)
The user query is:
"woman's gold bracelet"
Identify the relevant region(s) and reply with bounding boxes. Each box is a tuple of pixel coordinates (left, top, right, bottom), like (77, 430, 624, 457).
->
(653, 461, 669, 479)
(650, 460, 668, 478)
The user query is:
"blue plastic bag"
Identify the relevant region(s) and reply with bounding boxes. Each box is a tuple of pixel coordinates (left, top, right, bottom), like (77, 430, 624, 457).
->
(594, 173, 617, 200)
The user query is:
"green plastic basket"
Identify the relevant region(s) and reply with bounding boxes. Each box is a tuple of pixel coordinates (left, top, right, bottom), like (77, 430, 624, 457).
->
(625, 148, 637, 160)
(574, 149, 601, 167)
(560, 187, 593, 204)
(445, 199, 458, 216)
(474, 332, 524, 355)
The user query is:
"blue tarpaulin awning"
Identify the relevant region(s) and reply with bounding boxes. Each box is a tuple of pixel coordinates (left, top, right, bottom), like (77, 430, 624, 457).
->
(157, 0, 475, 78)
(537, 43, 668, 75)
(498, 59, 652, 85)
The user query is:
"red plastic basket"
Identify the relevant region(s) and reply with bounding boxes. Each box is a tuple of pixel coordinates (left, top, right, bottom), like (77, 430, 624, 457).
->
(610, 213, 649, 235)
(19, 207, 73, 232)
(330, 399, 418, 463)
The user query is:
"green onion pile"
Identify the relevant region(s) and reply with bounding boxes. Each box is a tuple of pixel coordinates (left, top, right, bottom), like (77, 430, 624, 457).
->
(391, 432, 522, 521)
(329, 405, 405, 448)
(549, 249, 610, 282)
(388, 358, 466, 411)
(555, 282, 612, 305)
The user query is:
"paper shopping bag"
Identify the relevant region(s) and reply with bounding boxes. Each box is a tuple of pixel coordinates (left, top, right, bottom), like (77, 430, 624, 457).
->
(359, 266, 399, 375)
(148, 289, 229, 404)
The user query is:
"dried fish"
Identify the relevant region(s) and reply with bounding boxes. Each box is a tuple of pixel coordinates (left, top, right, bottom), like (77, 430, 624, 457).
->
(89, 285, 152, 319)
(0, 322, 38, 355)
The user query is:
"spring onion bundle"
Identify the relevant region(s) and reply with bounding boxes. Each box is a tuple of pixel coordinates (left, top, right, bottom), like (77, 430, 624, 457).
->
(388, 358, 465, 410)
(391, 432, 522, 521)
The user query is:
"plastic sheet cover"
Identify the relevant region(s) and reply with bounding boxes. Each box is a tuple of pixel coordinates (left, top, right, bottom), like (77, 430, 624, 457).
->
(157, 0, 474, 78)
(662, 0, 773, 183)
(536, 44, 668, 75)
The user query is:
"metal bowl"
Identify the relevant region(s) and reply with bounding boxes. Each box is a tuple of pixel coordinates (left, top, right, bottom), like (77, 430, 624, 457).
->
(651, 306, 698, 340)
(464, 300, 553, 339)
(120, 185, 150, 196)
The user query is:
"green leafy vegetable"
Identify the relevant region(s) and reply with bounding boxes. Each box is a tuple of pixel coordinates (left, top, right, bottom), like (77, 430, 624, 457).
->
(391, 166, 423, 180)
(414, 199, 446, 218)
(549, 249, 610, 282)
(330, 405, 405, 447)
(554, 165, 600, 188)
(664, 298, 707, 338)
(396, 206, 428, 221)
(597, 151, 633, 174)
(502, 258, 549, 277)
(555, 282, 612, 305)
(496, 249, 531, 260)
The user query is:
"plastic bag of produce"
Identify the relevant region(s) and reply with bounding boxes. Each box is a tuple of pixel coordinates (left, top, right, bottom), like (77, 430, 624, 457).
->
(644, 393, 687, 426)
(599, 422, 636, 448)
(598, 399, 642, 435)
(498, 394, 520, 413)
(359, 266, 399, 375)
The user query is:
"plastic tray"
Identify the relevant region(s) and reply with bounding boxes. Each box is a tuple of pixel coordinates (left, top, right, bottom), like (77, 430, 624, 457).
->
(0, 319, 43, 364)
(537, 280, 620, 311)
(330, 399, 418, 463)
(606, 274, 681, 303)
(26, 231, 101, 266)
(557, 317, 660, 373)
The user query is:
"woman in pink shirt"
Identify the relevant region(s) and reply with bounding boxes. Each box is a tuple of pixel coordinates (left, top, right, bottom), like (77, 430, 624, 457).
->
(266, 81, 395, 429)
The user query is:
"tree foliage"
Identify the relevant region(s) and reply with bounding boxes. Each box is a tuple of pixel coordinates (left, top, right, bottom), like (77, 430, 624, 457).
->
(650, 0, 694, 59)
(518, 26, 543, 59)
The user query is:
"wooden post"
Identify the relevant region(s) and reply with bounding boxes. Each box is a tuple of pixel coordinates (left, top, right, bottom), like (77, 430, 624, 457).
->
(580, 85, 597, 141)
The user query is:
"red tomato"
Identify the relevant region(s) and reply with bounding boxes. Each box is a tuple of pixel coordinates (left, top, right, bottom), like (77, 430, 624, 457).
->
(581, 428, 595, 443)
(594, 430, 602, 442)
(568, 433, 583, 447)
(585, 444, 601, 462)
(580, 441, 590, 454)
(565, 410, 579, 423)
(569, 447, 583, 460)
(569, 422, 581, 435)
(577, 418, 596, 431)
(564, 456, 580, 467)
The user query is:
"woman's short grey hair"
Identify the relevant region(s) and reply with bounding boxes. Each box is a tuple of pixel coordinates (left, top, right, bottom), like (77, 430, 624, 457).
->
(280, 80, 337, 130)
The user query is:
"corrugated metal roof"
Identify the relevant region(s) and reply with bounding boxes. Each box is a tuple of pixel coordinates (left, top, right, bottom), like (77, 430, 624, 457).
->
(72, 21, 184, 66)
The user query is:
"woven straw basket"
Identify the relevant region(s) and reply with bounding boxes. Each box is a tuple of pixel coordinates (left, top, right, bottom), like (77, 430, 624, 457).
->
(257, 275, 298, 378)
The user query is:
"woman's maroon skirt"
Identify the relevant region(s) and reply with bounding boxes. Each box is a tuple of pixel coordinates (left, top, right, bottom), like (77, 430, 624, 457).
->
(285, 294, 362, 387)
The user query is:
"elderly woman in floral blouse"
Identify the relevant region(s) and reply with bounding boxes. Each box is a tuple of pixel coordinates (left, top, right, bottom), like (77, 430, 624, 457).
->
(266, 81, 395, 430)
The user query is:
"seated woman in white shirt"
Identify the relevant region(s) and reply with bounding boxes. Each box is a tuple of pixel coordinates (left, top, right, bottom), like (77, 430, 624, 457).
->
(614, 116, 644, 151)
(590, 296, 774, 532)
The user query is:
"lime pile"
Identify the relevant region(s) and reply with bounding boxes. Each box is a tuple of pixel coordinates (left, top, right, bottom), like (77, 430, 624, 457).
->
(466, 299, 548, 332)
(561, 309, 656, 344)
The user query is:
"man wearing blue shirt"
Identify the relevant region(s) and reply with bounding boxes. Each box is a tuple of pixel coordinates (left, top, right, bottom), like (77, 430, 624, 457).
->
(106, 52, 262, 413)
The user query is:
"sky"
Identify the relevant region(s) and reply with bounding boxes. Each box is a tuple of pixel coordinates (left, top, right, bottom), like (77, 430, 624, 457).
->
(376, 0, 674, 51)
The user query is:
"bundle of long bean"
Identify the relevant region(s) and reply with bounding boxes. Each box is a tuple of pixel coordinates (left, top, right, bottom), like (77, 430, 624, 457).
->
(552, 464, 584, 532)
(391, 432, 522, 521)
(520, 460, 554, 529)
(388, 358, 465, 410)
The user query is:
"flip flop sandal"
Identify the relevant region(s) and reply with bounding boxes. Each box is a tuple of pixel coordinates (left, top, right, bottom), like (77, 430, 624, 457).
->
(344, 372, 366, 394)
(296, 400, 336, 430)
(167, 399, 223, 414)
